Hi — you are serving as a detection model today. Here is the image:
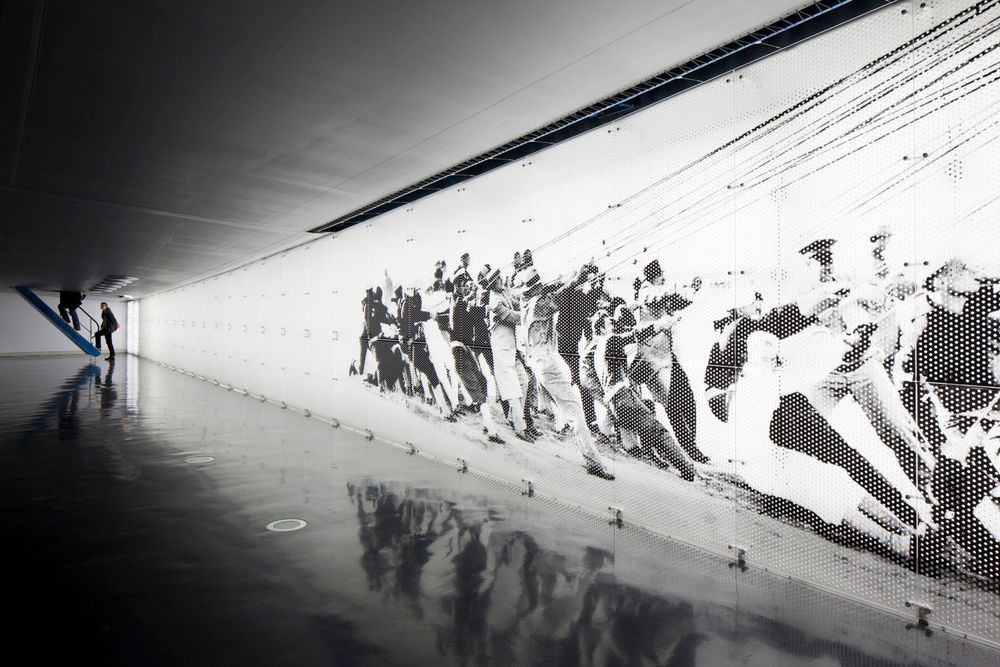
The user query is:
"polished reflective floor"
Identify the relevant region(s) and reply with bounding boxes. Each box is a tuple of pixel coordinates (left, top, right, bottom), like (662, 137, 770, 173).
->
(1, 354, 998, 666)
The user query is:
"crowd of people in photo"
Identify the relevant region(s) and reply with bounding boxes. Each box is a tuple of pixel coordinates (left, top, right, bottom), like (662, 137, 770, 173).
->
(350, 227, 1000, 582)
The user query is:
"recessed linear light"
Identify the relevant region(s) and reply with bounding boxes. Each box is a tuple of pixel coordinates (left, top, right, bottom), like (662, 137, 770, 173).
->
(89, 275, 139, 292)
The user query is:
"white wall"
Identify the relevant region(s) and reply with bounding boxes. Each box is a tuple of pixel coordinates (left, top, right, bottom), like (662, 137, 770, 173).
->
(0, 290, 128, 356)
(136, 0, 1000, 644)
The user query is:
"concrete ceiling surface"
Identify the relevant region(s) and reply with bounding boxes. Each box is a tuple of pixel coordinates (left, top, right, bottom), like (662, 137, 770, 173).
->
(1, 0, 809, 296)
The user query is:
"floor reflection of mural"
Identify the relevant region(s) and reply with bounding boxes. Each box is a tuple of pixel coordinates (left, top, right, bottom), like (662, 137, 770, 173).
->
(347, 480, 968, 666)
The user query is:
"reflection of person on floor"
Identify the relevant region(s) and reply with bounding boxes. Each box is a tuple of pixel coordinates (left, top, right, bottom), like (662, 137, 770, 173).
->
(94, 302, 119, 361)
(733, 332, 915, 559)
(57, 369, 88, 438)
(524, 284, 614, 479)
(58, 291, 85, 331)
(97, 357, 118, 420)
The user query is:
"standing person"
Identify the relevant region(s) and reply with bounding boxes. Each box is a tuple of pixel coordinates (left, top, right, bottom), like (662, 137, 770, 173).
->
(554, 262, 604, 436)
(485, 267, 530, 439)
(597, 304, 695, 481)
(523, 283, 614, 479)
(94, 302, 119, 360)
(632, 260, 709, 464)
(58, 291, 85, 331)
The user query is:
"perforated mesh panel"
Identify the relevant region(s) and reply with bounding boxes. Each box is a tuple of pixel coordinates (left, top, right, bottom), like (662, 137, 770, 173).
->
(138, 0, 1000, 648)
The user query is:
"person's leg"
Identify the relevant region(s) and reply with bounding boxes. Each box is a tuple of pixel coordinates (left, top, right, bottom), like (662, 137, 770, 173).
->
(106, 332, 115, 357)
(358, 330, 369, 374)
(634, 364, 694, 467)
(806, 370, 849, 417)
(543, 360, 611, 477)
(615, 391, 694, 480)
(58, 303, 71, 323)
(853, 360, 931, 472)
(563, 351, 599, 430)
(771, 393, 918, 527)
(70, 308, 81, 330)
(666, 354, 708, 462)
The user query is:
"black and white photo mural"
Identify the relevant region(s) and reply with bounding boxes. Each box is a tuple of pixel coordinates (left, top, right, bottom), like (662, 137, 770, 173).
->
(139, 0, 1000, 642)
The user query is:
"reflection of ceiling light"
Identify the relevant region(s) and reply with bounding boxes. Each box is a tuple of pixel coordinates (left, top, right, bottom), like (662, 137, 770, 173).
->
(266, 518, 307, 532)
(89, 275, 139, 293)
(121, 294, 133, 300)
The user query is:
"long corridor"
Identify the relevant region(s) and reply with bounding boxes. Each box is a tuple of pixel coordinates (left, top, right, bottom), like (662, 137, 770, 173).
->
(1, 354, 996, 666)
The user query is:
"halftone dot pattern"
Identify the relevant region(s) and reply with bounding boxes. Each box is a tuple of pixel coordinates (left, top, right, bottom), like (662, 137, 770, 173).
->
(135, 0, 1000, 649)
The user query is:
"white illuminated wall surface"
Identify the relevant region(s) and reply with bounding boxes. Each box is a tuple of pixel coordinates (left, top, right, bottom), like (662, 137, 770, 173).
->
(140, 0, 1000, 645)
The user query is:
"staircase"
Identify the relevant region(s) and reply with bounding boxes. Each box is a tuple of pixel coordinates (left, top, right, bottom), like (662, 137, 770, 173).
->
(14, 286, 102, 357)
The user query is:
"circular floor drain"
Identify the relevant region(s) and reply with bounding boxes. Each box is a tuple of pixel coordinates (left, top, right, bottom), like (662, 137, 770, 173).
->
(185, 455, 215, 464)
(266, 518, 307, 532)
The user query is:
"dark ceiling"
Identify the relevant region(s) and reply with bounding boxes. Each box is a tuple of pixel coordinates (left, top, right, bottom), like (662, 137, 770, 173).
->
(0, 0, 809, 296)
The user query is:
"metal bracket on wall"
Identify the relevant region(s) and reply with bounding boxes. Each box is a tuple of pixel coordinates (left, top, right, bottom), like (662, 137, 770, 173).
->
(521, 479, 534, 498)
(608, 507, 624, 529)
(728, 545, 748, 572)
(363, 429, 374, 441)
(457, 459, 468, 473)
(905, 601, 933, 634)
(406, 442, 416, 455)
(330, 418, 340, 429)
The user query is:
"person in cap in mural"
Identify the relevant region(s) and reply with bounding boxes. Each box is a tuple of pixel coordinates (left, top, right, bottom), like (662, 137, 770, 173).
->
(596, 303, 695, 480)
(522, 275, 614, 479)
(484, 265, 532, 440)
(631, 259, 710, 465)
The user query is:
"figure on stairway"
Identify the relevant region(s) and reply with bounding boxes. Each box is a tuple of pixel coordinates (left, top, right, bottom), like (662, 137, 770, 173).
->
(58, 291, 85, 331)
